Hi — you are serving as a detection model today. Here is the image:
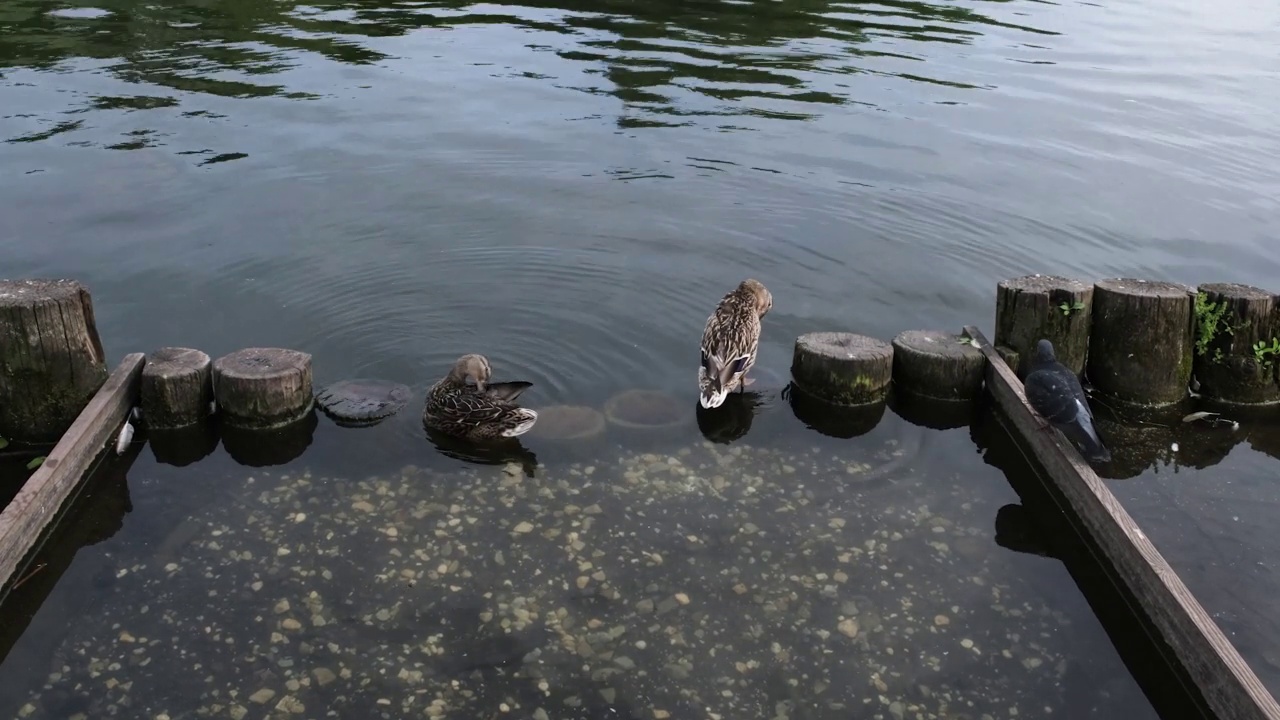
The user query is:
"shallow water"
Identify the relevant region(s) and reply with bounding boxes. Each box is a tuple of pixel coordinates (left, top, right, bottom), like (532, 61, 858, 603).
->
(3, 0, 1280, 714)
(0, 399, 1166, 720)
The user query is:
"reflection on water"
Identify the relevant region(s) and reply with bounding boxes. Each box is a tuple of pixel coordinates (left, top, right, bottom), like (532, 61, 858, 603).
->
(3, 0, 1280, 714)
(1, 0, 1054, 133)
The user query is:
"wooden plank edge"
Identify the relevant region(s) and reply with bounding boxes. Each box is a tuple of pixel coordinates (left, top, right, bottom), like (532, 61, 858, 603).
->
(962, 325, 1280, 720)
(0, 352, 145, 596)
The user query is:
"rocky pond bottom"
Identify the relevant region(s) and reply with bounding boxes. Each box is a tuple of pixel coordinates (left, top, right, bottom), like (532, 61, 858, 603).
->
(11, 438, 1149, 720)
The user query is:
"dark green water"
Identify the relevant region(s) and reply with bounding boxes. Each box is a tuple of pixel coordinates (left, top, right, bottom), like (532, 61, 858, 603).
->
(3, 0, 1280, 716)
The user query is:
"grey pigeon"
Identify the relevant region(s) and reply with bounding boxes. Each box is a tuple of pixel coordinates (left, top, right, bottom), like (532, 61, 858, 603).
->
(1024, 339, 1112, 463)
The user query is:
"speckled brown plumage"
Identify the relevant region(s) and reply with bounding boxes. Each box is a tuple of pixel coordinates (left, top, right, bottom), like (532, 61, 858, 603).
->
(699, 278, 773, 409)
(423, 354, 538, 440)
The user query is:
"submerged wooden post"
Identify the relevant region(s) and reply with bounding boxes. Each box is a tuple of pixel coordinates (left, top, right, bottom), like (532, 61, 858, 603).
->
(890, 329, 985, 401)
(0, 279, 109, 443)
(1088, 278, 1195, 407)
(141, 347, 214, 429)
(0, 353, 145, 597)
(1192, 283, 1280, 405)
(994, 275, 1093, 379)
(790, 332, 893, 405)
(212, 348, 315, 429)
(964, 324, 1280, 720)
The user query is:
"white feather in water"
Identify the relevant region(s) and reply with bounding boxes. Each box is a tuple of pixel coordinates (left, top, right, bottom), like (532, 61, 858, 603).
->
(115, 419, 134, 455)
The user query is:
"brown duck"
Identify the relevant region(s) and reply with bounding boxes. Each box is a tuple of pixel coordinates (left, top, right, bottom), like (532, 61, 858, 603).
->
(423, 354, 539, 440)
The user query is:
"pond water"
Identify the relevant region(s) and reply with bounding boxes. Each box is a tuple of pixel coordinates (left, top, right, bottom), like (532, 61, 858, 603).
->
(1, 396, 1173, 720)
(2, 0, 1280, 715)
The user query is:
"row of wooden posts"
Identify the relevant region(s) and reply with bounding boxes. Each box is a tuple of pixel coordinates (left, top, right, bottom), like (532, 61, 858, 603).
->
(3, 275, 1280, 445)
(3, 277, 1280, 720)
(788, 275, 1280, 413)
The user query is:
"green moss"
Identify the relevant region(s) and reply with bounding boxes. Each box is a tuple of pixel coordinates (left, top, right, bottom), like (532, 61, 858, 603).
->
(1194, 291, 1230, 358)
(810, 370, 886, 404)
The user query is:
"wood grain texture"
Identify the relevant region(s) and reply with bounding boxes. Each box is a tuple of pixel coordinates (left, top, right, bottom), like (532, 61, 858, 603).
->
(994, 274, 1093, 379)
(0, 278, 109, 443)
(212, 347, 314, 429)
(0, 353, 144, 597)
(790, 332, 894, 405)
(1088, 278, 1196, 407)
(890, 329, 985, 400)
(964, 325, 1280, 720)
(141, 347, 214, 429)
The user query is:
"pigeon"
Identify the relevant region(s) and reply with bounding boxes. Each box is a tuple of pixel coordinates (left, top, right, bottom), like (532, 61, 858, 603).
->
(1024, 339, 1112, 463)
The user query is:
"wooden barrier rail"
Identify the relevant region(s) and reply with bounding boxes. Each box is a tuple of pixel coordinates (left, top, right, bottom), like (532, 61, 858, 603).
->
(963, 324, 1280, 720)
(0, 353, 144, 600)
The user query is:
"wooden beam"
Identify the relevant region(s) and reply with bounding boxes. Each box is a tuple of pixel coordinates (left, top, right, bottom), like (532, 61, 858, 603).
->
(0, 353, 145, 596)
(963, 325, 1280, 720)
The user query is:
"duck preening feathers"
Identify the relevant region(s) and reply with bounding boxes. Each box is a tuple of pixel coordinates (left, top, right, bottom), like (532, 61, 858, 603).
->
(423, 353, 539, 440)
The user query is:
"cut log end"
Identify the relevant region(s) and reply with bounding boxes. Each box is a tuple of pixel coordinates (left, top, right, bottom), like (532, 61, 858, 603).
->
(890, 330, 985, 401)
(998, 274, 1093, 295)
(994, 274, 1093, 378)
(0, 278, 109, 443)
(141, 347, 214, 430)
(1096, 277, 1193, 299)
(1088, 278, 1196, 407)
(315, 379, 412, 427)
(1192, 283, 1280, 406)
(791, 332, 894, 406)
(212, 348, 314, 429)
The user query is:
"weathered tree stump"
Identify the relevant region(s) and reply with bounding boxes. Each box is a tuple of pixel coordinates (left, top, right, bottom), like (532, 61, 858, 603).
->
(1087, 278, 1196, 407)
(140, 347, 213, 430)
(790, 332, 893, 406)
(890, 330, 985, 401)
(994, 275, 1094, 379)
(0, 279, 108, 443)
(315, 378, 412, 428)
(1191, 283, 1280, 405)
(212, 348, 314, 429)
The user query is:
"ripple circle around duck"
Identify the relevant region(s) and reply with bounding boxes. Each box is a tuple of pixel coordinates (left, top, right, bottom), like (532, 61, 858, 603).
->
(285, 241, 721, 411)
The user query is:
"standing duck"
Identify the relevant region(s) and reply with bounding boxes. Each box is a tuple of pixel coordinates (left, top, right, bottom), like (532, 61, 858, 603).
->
(423, 354, 539, 440)
(698, 278, 773, 409)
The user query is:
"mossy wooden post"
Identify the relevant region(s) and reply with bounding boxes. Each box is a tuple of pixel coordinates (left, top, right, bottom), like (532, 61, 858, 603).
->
(890, 330, 985, 401)
(212, 348, 314, 429)
(0, 279, 109, 444)
(1087, 278, 1196, 407)
(790, 332, 893, 405)
(994, 275, 1094, 379)
(141, 347, 213, 429)
(1192, 283, 1280, 405)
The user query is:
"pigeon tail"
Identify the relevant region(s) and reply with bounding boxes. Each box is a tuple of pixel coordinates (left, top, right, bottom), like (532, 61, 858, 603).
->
(1058, 402, 1111, 463)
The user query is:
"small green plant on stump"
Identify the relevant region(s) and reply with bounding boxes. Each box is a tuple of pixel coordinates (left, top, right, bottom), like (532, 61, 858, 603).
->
(1057, 300, 1086, 317)
(1253, 338, 1280, 370)
(1193, 291, 1232, 361)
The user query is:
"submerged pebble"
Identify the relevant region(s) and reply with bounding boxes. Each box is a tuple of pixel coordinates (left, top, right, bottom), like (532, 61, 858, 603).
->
(9, 440, 1125, 719)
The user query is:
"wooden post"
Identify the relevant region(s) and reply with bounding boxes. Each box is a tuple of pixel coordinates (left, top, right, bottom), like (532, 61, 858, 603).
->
(790, 332, 893, 406)
(212, 348, 314, 429)
(1192, 283, 1280, 405)
(889, 329, 985, 401)
(0, 353, 144, 597)
(964, 325, 1280, 720)
(994, 275, 1094, 379)
(1088, 278, 1196, 407)
(140, 347, 213, 429)
(0, 279, 109, 443)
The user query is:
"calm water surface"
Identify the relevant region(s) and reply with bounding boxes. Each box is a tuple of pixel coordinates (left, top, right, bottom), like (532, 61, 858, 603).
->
(2, 0, 1280, 714)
